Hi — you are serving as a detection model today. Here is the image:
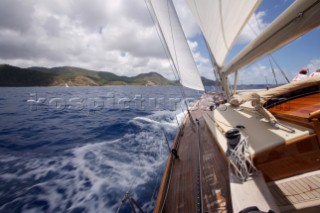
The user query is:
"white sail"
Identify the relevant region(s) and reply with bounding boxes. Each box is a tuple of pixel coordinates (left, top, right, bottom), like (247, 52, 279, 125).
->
(222, 0, 320, 76)
(186, 0, 261, 68)
(148, 0, 204, 91)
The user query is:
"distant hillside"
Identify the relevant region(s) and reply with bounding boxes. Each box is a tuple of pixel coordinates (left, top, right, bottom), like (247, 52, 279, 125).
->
(0, 65, 179, 87)
(0, 64, 221, 87)
(0, 64, 55, 86)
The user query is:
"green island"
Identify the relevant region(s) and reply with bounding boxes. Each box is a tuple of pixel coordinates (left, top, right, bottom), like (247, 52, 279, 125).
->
(0, 64, 218, 87)
(0, 64, 272, 89)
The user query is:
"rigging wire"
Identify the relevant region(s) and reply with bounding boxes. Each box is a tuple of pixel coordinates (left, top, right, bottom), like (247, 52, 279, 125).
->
(268, 56, 279, 86)
(144, 0, 179, 83)
(251, 12, 289, 84)
(127, 3, 193, 207)
(147, 137, 165, 213)
(165, 0, 196, 122)
(248, 20, 279, 86)
(166, 0, 182, 82)
(116, 129, 170, 213)
(146, 0, 187, 99)
(146, 174, 160, 213)
(144, 0, 188, 134)
(158, 117, 186, 212)
(159, 156, 175, 212)
(144, 0, 195, 120)
(270, 55, 290, 83)
(146, 130, 168, 213)
(115, 140, 146, 213)
(143, 2, 210, 211)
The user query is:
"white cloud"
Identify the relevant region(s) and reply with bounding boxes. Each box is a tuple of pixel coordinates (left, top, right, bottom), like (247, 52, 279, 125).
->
(0, 0, 175, 78)
(0, 0, 219, 82)
(230, 63, 286, 85)
(2, 0, 300, 86)
(232, 58, 301, 85)
(307, 58, 320, 73)
(237, 64, 269, 84)
(187, 40, 214, 79)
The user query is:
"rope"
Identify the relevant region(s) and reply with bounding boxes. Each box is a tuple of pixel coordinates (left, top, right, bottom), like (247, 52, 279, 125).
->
(228, 136, 257, 182)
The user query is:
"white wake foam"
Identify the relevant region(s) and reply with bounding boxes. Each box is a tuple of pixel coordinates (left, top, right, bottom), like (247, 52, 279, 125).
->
(0, 109, 184, 213)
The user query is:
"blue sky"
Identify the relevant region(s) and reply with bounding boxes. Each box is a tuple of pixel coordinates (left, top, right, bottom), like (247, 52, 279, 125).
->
(189, 0, 320, 84)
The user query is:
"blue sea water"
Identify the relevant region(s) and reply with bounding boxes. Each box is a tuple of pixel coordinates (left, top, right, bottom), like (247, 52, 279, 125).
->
(0, 86, 201, 213)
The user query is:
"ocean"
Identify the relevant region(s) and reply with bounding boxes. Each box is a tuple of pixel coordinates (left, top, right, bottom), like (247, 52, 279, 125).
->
(0, 86, 202, 213)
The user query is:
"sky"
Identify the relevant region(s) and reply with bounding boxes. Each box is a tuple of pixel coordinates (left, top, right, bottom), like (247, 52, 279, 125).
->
(0, 0, 319, 84)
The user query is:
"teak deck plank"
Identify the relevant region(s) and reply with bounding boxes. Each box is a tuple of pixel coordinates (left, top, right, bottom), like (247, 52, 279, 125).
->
(155, 94, 231, 212)
(198, 116, 231, 212)
(268, 170, 320, 211)
(163, 121, 199, 212)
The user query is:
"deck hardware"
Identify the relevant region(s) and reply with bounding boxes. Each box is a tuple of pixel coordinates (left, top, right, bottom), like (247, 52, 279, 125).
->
(235, 125, 245, 129)
(171, 149, 179, 159)
(270, 120, 295, 133)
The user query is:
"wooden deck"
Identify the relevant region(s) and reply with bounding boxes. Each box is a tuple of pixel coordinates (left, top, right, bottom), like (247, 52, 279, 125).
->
(268, 170, 320, 212)
(154, 94, 231, 212)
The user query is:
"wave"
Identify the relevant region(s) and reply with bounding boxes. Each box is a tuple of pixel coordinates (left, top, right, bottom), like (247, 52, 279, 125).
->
(0, 109, 182, 213)
(0, 86, 198, 212)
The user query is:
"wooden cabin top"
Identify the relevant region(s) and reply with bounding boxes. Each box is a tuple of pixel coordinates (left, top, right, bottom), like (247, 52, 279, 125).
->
(268, 93, 320, 121)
